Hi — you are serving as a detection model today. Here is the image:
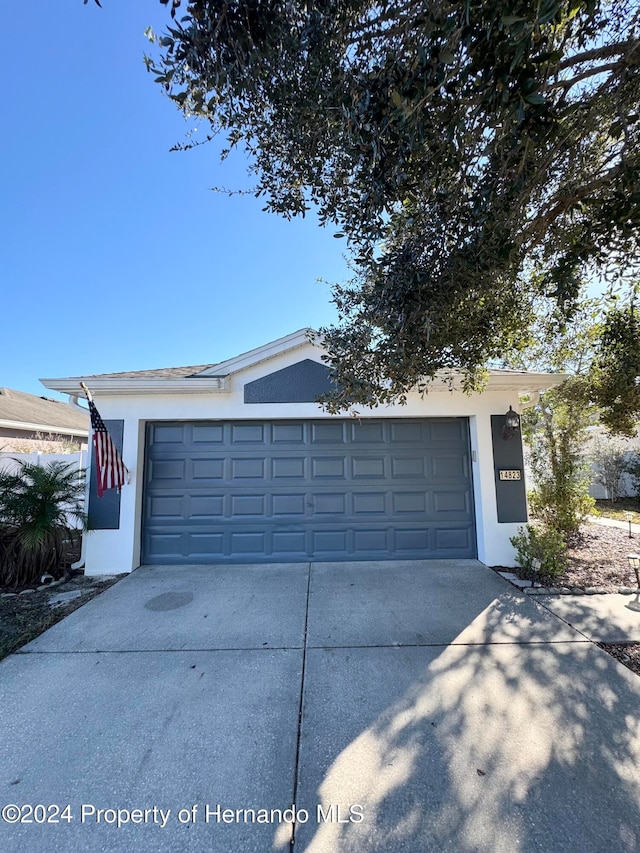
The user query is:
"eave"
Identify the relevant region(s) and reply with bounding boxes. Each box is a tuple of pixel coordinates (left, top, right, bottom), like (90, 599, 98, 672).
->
(0, 418, 88, 437)
(39, 377, 229, 397)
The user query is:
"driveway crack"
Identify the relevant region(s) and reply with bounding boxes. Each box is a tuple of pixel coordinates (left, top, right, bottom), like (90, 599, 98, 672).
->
(289, 562, 311, 851)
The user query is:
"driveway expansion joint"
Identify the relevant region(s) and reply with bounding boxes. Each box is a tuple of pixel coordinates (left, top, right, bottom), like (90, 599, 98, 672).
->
(289, 562, 312, 852)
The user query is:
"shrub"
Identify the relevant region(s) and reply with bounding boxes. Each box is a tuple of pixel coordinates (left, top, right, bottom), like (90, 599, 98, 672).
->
(522, 379, 595, 536)
(527, 483, 594, 537)
(0, 461, 86, 589)
(510, 524, 567, 584)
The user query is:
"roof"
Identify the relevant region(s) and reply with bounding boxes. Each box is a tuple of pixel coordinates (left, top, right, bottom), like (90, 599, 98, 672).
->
(40, 328, 566, 398)
(79, 364, 216, 380)
(0, 388, 88, 435)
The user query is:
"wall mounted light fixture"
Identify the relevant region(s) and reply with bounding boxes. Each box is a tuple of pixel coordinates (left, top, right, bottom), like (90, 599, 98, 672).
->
(502, 405, 521, 440)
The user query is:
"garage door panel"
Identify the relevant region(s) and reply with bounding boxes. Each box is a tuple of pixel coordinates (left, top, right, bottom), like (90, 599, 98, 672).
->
(311, 422, 346, 443)
(314, 493, 346, 515)
(230, 458, 265, 479)
(149, 459, 186, 481)
(351, 457, 385, 478)
(394, 528, 431, 552)
(272, 457, 306, 478)
(272, 494, 307, 516)
(435, 527, 475, 551)
(350, 421, 385, 442)
(312, 529, 349, 553)
(188, 495, 224, 519)
(390, 421, 423, 442)
(150, 425, 185, 445)
(192, 424, 224, 443)
(429, 420, 466, 441)
(272, 530, 306, 552)
(192, 458, 225, 480)
(312, 457, 346, 478)
(354, 529, 388, 551)
(231, 424, 265, 443)
(432, 489, 472, 515)
(391, 456, 426, 478)
(147, 495, 184, 520)
(231, 495, 266, 515)
(143, 419, 476, 563)
(146, 532, 185, 558)
(431, 453, 469, 478)
(272, 423, 305, 443)
(181, 533, 222, 556)
(352, 492, 387, 514)
(392, 492, 427, 514)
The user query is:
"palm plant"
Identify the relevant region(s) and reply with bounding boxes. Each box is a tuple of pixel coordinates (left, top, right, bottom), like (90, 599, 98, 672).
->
(0, 461, 87, 589)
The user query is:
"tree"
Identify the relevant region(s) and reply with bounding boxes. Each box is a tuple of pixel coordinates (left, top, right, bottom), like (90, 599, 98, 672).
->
(140, 0, 640, 409)
(508, 297, 598, 534)
(590, 433, 634, 500)
(591, 297, 640, 434)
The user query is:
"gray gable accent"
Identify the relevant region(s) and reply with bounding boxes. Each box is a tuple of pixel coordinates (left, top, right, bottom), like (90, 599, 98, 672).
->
(244, 359, 335, 403)
(87, 420, 123, 530)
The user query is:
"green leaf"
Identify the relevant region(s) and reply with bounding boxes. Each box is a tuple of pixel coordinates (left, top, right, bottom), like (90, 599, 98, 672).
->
(524, 92, 546, 105)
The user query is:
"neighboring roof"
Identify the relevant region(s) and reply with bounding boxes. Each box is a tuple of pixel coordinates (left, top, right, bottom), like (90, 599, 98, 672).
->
(40, 328, 565, 398)
(0, 388, 88, 436)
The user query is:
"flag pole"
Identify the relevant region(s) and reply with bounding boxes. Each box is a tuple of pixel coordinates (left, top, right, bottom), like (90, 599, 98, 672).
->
(81, 382, 130, 491)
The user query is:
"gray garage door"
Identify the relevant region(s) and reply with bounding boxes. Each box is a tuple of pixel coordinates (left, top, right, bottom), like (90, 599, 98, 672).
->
(142, 419, 476, 563)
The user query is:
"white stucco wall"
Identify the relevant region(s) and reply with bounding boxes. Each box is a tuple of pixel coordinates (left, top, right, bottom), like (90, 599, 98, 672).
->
(83, 344, 528, 574)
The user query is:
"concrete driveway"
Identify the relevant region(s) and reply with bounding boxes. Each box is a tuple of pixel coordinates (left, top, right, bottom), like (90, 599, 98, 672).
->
(1, 561, 639, 853)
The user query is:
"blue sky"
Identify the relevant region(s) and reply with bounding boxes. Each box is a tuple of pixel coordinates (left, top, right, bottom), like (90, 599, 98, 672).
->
(2, 1, 350, 400)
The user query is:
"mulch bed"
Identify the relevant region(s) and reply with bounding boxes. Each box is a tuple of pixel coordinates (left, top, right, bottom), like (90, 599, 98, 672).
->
(566, 523, 640, 679)
(598, 642, 640, 675)
(0, 574, 124, 661)
(563, 523, 640, 591)
(502, 521, 640, 679)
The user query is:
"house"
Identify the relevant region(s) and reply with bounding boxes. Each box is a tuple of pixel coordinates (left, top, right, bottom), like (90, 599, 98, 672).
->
(41, 329, 563, 574)
(0, 387, 88, 452)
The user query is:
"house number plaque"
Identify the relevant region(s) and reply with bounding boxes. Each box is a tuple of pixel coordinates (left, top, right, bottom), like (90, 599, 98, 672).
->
(499, 469, 522, 481)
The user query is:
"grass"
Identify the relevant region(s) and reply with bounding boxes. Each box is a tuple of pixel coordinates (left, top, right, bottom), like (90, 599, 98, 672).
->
(592, 497, 640, 525)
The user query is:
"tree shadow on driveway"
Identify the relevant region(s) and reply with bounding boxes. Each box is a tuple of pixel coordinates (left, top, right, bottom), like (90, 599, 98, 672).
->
(290, 593, 640, 853)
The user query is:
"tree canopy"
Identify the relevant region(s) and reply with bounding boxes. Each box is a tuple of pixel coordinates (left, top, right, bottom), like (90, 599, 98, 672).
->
(136, 1, 640, 409)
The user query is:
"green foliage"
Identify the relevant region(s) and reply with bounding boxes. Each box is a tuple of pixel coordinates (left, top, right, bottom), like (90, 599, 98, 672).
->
(591, 300, 640, 435)
(0, 461, 87, 589)
(523, 378, 595, 535)
(590, 434, 635, 501)
(625, 452, 640, 499)
(510, 524, 567, 583)
(140, 0, 640, 409)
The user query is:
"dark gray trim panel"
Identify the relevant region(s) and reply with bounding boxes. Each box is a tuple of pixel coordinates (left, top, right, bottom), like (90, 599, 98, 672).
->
(490, 415, 528, 523)
(87, 419, 123, 530)
(244, 359, 334, 403)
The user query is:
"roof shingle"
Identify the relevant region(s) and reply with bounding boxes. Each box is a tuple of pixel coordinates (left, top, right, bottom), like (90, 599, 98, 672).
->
(0, 388, 88, 433)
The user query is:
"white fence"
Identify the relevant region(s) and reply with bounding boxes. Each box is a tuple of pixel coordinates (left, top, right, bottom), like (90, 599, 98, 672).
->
(0, 450, 87, 477)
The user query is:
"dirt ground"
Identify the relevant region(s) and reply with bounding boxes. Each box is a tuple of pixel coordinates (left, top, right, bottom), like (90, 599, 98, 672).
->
(0, 573, 124, 660)
(1, 523, 639, 677)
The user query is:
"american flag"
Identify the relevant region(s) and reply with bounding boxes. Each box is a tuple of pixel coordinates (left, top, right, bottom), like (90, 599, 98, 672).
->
(85, 392, 128, 497)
